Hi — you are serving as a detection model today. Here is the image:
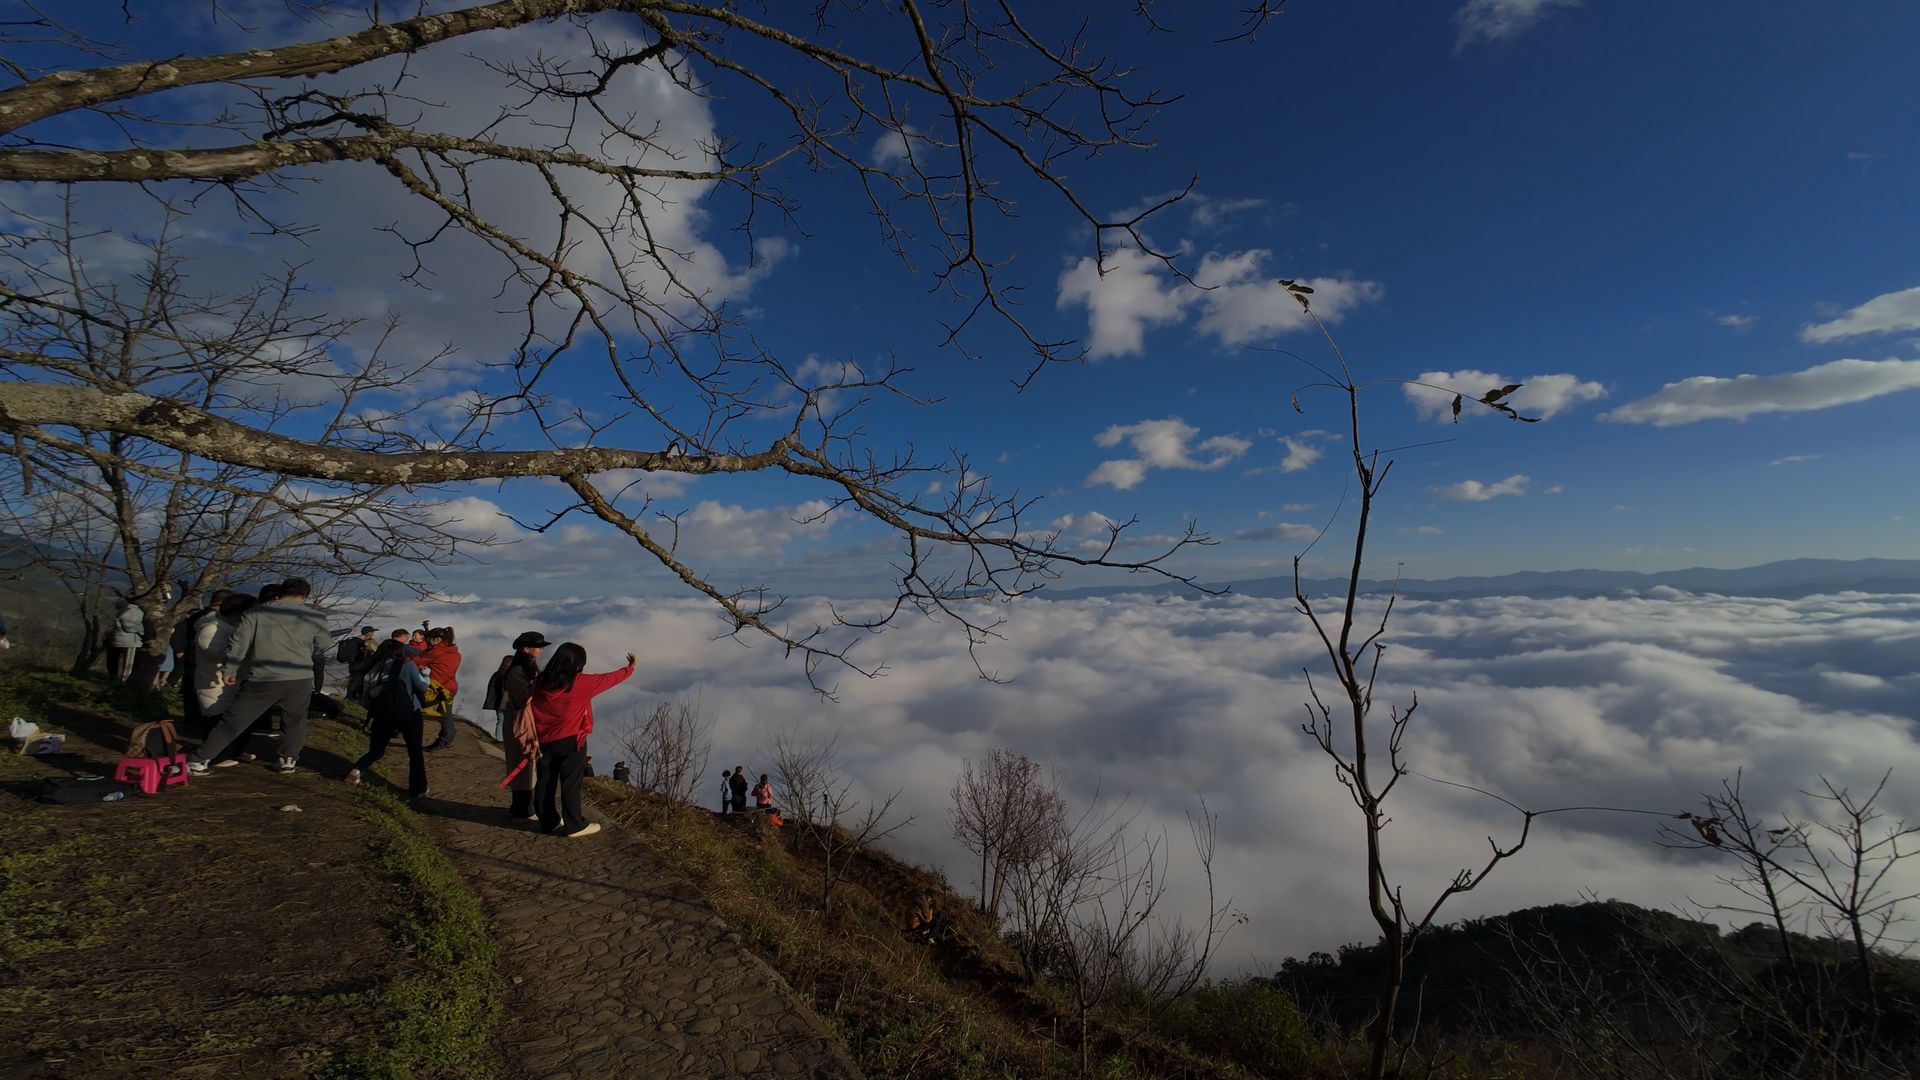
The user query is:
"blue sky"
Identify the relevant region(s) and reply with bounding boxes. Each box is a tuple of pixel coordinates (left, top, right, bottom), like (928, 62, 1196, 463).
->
(28, 0, 1920, 595)
(659, 0, 1920, 587)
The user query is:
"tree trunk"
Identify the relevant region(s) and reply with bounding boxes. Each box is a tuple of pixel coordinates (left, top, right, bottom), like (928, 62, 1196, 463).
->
(1368, 926, 1405, 1080)
(68, 614, 103, 675)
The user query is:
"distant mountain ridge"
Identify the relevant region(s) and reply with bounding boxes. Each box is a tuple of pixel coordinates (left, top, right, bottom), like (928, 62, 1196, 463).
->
(1046, 557, 1920, 602)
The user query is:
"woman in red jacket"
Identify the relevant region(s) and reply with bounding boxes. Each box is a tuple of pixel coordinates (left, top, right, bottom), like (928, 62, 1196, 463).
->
(529, 642, 634, 838)
(413, 627, 463, 751)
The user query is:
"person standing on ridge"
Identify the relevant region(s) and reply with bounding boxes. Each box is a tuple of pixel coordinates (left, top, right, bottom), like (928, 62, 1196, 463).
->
(754, 773, 774, 812)
(719, 769, 733, 814)
(528, 642, 634, 838)
(107, 595, 143, 683)
(493, 631, 548, 820)
(345, 637, 431, 797)
(728, 765, 749, 814)
(413, 626, 462, 751)
(187, 577, 331, 775)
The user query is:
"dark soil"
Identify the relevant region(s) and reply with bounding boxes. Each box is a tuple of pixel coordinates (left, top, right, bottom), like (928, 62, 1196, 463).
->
(0, 670, 415, 1078)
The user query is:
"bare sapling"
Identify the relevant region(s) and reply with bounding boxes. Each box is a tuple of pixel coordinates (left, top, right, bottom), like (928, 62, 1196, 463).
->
(1282, 281, 1550, 1079)
(1001, 792, 1238, 1076)
(1664, 770, 1919, 1022)
(950, 748, 1066, 916)
(770, 731, 911, 916)
(619, 696, 713, 827)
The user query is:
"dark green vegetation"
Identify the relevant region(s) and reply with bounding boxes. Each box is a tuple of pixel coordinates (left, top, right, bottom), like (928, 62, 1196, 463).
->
(1277, 900, 1920, 1078)
(0, 667, 501, 1079)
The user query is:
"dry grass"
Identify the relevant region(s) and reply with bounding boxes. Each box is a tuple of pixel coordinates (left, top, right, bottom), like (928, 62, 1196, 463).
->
(586, 779, 1266, 1079)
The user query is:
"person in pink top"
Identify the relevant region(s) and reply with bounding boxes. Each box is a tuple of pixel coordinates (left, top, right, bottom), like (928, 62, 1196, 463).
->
(528, 642, 634, 838)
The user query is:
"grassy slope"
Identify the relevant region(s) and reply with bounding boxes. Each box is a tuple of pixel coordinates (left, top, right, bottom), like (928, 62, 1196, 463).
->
(587, 780, 1265, 1080)
(0, 667, 502, 1079)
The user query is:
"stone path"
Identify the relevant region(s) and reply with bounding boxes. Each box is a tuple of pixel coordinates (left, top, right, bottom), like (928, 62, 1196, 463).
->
(398, 726, 863, 1080)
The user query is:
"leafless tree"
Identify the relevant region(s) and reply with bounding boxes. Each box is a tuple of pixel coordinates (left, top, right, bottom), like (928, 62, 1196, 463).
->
(1663, 770, 1920, 1014)
(950, 748, 1065, 917)
(767, 730, 911, 915)
(0, 200, 474, 684)
(619, 694, 712, 827)
(1277, 283, 1670, 1079)
(0, 0, 1282, 690)
(1000, 793, 1237, 1076)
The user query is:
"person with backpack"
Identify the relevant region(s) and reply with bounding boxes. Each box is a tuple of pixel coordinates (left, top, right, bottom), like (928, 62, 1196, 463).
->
(413, 627, 462, 752)
(339, 626, 378, 700)
(344, 638, 430, 797)
(528, 642, 634, 838)
(186, 577, 332, 776)
(728, 765, 749, 814)
(488, 631, 547, 820)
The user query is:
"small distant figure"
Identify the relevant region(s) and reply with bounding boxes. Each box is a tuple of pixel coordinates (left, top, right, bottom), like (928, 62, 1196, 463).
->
(753, 773, 773, 812)
(906, 893, 944, 942)
(584, 755, 596, 778)
(720, 768, 734, 814)
(728, 765, 749, 814)
(612, 760, 631, 785)
(107, 595, 143, 683)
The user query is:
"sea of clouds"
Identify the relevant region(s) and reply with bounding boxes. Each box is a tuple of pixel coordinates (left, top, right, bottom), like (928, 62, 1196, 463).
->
(367, 587, 1920, 974)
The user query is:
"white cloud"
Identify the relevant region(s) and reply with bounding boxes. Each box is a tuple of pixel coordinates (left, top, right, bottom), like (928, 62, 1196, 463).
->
(1087, 418, 1251, 490)
(1189, 195, 1269, 229)
(868, 126, 918, 168)
(1601, 358, 1920, 426)
(1232, 522, 1320, 542)
(1056, 247, 1382, 358)
(1055, 248, 1196, 359)
(1405, 369, 1607, 422)
(1401, 525, 1445, 535)
(1433, 474, 1530, 502)
(1454, 0, 1580, 50)
(1800, 285, 1920, 343)
(1276, 437, 1323, 473)
(1716, 314, 1756, 330)
(1769, 454, 1822, 467)
(1282, 502, 1315, 512)
(1086, 459, 1149, 491)
(368, 588, 1920, 970)
(1191, 257, 1383, 347)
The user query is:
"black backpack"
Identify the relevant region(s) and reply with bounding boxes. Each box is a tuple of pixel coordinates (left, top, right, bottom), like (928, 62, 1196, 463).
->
(335, 637, 362, 664)
(365, 656, 417, 720)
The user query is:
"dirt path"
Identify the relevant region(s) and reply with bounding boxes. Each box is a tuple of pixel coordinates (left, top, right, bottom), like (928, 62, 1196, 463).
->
(396, 726, 863, 1080)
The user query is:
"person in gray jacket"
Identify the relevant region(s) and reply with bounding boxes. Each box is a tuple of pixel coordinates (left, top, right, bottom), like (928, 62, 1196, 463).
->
(188, 577, 333, 775)
(107, 596, 144, 683)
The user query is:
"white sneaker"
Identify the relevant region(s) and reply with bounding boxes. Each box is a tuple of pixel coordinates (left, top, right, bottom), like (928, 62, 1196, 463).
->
(187, 759, 211, 777)
(564, 822, 602, 839)
(343, 769, 361, 785)
(275, 757, 298, 774)
(212, 759, 240, 768)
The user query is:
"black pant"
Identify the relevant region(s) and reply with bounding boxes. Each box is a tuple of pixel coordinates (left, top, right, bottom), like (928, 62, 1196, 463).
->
(355, 707, 427, 796)
(178, 663, 204, 730)
(535, 737, 589, 835)
(431, 713, 456, 747)
(193, 678, 312, 764)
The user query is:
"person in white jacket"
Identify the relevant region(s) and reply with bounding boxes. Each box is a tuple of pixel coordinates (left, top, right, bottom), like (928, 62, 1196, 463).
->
(192, 594, 255, 720)
(107, 597, 144, 683)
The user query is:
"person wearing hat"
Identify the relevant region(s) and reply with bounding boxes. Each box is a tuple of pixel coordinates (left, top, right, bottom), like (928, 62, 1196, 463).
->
(484, 631, 549, 819)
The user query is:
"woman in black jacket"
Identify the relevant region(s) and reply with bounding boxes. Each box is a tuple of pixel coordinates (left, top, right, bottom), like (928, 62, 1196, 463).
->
(491, 631, 548, 820)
